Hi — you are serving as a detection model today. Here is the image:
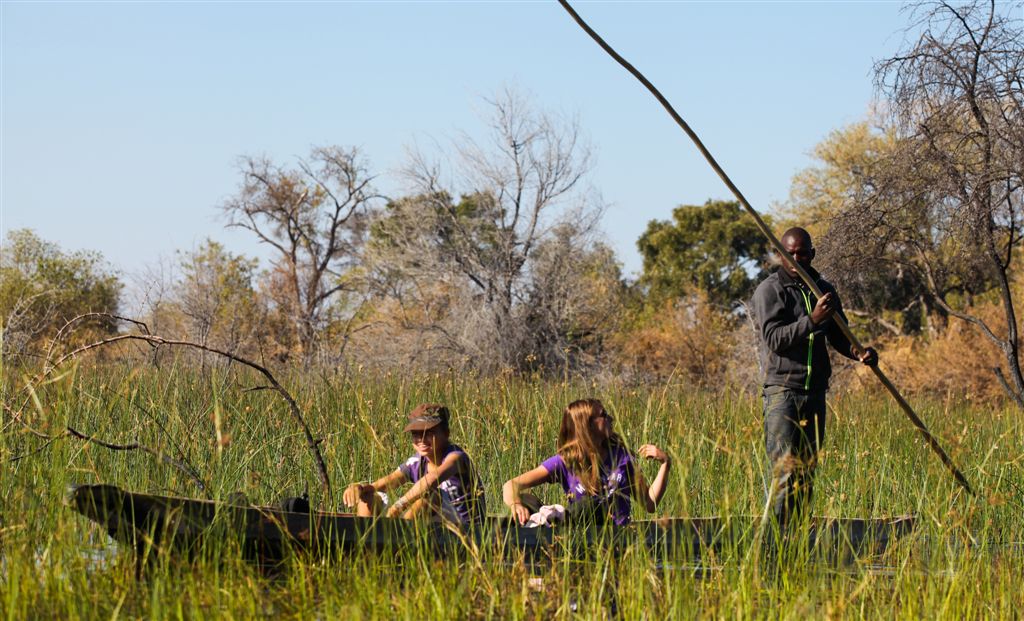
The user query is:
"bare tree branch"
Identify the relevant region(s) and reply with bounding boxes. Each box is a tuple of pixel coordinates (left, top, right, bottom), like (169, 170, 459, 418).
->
(222, 148, 375, 363)
(14, 317, 334, 502)
(994, 366, 1024, 408)
(364, 90, 602, 372)
(65, 426, 208, 493)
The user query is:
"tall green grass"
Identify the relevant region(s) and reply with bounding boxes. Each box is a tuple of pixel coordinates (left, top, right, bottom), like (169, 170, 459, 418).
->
(2, 362, 1022, 619)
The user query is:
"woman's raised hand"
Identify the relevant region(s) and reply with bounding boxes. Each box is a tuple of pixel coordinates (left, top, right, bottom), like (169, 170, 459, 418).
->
(638, 444, 670, 463)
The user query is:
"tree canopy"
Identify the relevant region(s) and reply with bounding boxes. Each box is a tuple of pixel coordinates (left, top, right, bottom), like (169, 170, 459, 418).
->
(637, 200, 771, 309)
(797, 0, 1024, 405)
(1, 229, 122, 360)
(221, 146, 377, 364)
(361, 91, 612, 372)
(784, 122, 937, 336)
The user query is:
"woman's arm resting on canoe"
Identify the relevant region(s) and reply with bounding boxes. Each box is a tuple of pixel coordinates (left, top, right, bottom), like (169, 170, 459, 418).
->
(386, 452, 464, 518)
(503, 466, 551, 525)
(343, 470, 406, 508)
(634, 444, 671, 513)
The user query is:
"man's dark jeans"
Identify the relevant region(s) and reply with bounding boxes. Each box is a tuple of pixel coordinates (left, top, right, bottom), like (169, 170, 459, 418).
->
(763, 385, 826, 530)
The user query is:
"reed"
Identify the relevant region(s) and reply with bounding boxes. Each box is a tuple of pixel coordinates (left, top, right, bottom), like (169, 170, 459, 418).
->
(2, 363, 1022, 618)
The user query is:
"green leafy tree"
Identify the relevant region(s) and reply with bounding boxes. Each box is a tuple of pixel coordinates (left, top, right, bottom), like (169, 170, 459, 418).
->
(637, 199, 771, 309)
(0, 229, 121, 360)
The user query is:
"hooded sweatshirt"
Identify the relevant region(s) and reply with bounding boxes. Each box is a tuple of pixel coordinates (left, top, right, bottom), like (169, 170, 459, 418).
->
(750, 267, 857, 393)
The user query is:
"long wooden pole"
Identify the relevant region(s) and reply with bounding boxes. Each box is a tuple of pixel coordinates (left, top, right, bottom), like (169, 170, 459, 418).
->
(557, 0, 973, 496)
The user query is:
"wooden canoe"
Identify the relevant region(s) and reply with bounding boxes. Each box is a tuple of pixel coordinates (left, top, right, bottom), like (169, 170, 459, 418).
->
(69, 484, 915, 567)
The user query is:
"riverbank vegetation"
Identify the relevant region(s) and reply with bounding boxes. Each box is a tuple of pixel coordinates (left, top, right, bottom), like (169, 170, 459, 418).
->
(2, 368, 1023, 618)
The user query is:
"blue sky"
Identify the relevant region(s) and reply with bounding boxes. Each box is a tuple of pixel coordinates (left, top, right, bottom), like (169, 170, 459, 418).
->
(2, 1, 912, 280)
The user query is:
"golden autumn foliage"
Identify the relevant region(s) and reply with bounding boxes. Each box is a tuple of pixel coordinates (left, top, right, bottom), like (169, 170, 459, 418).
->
(874, 297, 1019, 406)
(611, 292, 739, 386)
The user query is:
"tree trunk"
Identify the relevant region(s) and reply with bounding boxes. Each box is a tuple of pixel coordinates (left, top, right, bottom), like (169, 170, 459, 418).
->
(922, 293, 948, 339)
(987, 244, 1024, 408)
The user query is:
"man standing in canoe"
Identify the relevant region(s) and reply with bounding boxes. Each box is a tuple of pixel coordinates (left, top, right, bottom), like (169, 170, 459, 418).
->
(750, 227, 877, 530)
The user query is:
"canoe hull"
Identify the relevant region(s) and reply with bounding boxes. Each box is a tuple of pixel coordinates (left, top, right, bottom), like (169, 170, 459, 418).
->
(70, 484, 915, 567)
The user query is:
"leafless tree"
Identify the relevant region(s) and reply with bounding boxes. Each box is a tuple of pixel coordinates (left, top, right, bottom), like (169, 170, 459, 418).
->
(127, 257, 179, 367)
(2, 290, 57, 361)
(831, 0, 1024, 405)
(222, 146, 378, 365)
(176, 240, 264, 365)
(520, 222, 625, 373)
(362, 90, 612, 372)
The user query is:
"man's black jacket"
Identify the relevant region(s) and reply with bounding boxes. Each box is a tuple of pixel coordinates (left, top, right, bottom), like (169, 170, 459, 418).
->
(749, 267, 857, 393)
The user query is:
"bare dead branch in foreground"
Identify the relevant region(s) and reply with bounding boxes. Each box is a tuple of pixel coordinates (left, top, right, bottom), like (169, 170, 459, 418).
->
(48, 313, 151, 357)
(24, 321, 333, 502)
(7, 434, 61, 463)
(6, 422, 208, 495)
(65, 426, 208, 493)
(1, 400, 52, 439)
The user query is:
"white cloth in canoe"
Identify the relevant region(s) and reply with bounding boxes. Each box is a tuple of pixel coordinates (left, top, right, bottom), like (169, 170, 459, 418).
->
(525, 504, 566, 528)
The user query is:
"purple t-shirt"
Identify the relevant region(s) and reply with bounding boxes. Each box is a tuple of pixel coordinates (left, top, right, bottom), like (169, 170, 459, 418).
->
(399, 443, 486, 524)
(540, 444, 637, 526)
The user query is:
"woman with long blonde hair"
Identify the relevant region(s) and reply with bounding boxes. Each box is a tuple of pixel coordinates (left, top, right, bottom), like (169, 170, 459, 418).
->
(502, 398, 671, 526)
